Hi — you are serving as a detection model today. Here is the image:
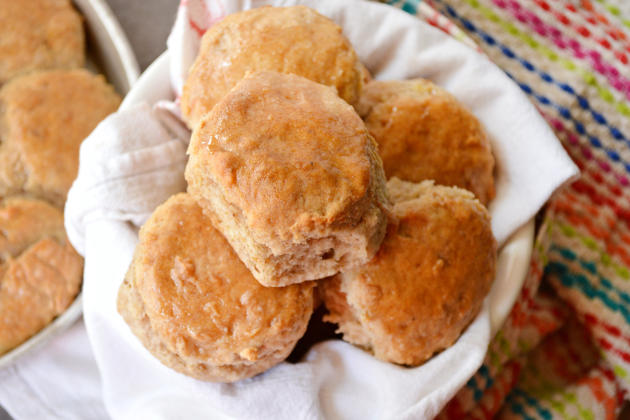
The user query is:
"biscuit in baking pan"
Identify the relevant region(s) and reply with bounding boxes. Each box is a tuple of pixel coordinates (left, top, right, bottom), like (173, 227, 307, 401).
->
(186, 71, 390, 287)
(0, 196, 83, 355)
(0, 0, 84, 84)
(321, 178, 496, 365)
(118, 193, 315, 382)
(0, 69, 121, 207)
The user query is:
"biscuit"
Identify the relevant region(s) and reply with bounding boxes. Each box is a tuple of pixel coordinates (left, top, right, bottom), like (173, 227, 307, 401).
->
(0, 196, 83, 355)
(181, 5, 367, 128)
(0, 69, 121, 207)
(320, 178, 496, 366)
(117, 193, 315, 382)
(0, 0, 84, 84)
(185, 71, 389, 287)
(357, 79, 495, 205)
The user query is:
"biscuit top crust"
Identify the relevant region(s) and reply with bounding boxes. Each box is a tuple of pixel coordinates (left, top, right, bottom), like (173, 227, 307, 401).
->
(0, 69, 121, 206)
(339, 178, 496, 364)
(0, 196, 83, 355)
(133, 194, 314, 364)
(357, 79, 495, 204)
(0, 0, 84, 84)
(0, 196, 66, 261)
(181, 5, 364, 127)
(186, 71, 377, 252)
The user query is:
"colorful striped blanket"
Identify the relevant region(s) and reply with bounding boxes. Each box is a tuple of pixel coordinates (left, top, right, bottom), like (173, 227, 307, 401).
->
(384, 0, 630, 418)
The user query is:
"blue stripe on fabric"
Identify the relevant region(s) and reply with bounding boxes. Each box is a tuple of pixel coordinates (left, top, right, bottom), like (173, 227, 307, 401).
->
(546, 261, 630, 323)
(466, 375, 484, 401)
(505, 392, 538, 420)
(504, 71, 630, 173)
(479, 364, 494, 390)
(512, 389, 553, 420)
(550, 246, 630, 305)
(463, 363, 496, 402)
(426, 0, 630, 150)
(401, 0, 420, 15)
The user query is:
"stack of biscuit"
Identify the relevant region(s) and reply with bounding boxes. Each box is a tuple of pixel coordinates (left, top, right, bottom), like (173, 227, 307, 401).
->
(0, 0, 121, 355)
(118, 5, 497, 382)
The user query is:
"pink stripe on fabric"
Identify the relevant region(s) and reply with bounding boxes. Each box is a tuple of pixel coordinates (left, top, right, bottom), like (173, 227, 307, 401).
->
(493, 0, 630, 99)
(541, 111, 630, 190)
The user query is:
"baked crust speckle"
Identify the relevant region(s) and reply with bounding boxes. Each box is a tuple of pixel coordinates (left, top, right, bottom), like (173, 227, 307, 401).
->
(321, 178, 496, 365)
(186, 71, 389, 287)
(118, 193, 315, 382)
(0, 69, 121, 207)
(0, 196, 83, 355)
(357, 79, 495, 205)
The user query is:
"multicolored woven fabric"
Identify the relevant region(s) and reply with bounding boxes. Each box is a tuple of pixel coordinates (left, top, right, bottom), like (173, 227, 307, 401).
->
(382, 0, 630, 417)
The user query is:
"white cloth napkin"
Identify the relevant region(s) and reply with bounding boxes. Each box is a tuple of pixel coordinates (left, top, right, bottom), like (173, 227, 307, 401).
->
(0, 1, 579, 419)
(0, 322, 107, 420)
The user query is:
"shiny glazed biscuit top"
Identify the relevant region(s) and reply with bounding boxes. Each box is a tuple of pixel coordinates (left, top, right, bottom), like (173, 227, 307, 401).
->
(186, 71, 379, 250)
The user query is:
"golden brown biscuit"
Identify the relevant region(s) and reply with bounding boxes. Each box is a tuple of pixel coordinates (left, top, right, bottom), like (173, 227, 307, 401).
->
(117, 193, 315, 382)
(0, 0, 84, 84)
(181, 5, 367, 128)
(186, 71, 389, 287)
(0, 69, 121, 207)
(357, 79, 495, 205)
(0, 196, 83, 355)
(320, 178, 496, 366)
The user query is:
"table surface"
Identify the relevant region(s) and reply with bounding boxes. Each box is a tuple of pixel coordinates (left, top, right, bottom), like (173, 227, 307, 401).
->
(0, 1, 177, 419)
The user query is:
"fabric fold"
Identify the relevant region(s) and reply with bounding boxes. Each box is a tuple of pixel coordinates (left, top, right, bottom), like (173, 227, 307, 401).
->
(65, 103, 188, 255)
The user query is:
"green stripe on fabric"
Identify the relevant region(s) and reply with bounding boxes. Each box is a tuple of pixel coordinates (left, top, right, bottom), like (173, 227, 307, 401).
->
(521, 353, 595, 419)
(613, 364, 628, 378)
(487, 346, 503, 370)
(517, 338, 529, 353)
(496, 330, 513, 359)
(521, 361, 562, 397)
(456, 0, 630, 117)
(561, 392, 594, 420)
(486, 331, 514, 371)
(593, 0, 630, 29)
(550, 222, 630, 281)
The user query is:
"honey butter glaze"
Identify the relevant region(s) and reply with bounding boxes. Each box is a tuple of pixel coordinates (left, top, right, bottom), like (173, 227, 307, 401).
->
(185, 71, 389, 287)
(189, 71, 374, 247)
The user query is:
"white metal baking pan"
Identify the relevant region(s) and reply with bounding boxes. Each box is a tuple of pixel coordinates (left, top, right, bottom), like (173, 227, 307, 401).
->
(0, 0, 140, 369)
